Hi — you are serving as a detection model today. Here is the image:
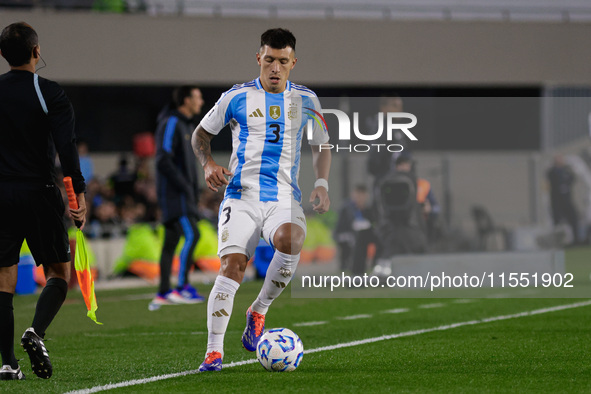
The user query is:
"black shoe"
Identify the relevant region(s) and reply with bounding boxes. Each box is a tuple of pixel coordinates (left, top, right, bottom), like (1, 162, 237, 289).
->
(0, 365, 25, 380)
(21, 328, 52, 379)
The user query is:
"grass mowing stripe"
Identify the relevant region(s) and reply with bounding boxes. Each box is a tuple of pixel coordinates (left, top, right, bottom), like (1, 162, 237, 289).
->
(452, 299, 476, 303)
(336, 314, 372, 320)
(381, 308, 410, 313)
(293, 321, 328, 327)
(417, 302, 445, 309)
(64, 299, 591, 394)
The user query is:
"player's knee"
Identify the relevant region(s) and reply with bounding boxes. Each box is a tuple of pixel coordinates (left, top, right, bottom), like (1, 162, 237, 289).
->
(273, 224, 305, 255)
(220, 253, 248, 277)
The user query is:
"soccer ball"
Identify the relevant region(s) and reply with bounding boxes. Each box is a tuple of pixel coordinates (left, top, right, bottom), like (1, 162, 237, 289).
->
(256, 328, 304, 372)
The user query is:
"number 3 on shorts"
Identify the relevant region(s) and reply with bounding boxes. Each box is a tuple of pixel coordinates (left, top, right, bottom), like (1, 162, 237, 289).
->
(222, 206, 231, 225)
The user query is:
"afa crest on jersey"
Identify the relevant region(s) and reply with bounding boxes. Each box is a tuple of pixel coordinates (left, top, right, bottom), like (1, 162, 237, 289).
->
(287, 103, 299, 120)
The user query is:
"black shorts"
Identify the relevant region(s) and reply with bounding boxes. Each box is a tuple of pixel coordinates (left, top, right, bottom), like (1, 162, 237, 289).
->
(0, 182, 70, 267)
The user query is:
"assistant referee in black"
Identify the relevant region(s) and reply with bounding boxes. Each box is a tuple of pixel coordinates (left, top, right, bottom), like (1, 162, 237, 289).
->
(0, 22, 86, 380)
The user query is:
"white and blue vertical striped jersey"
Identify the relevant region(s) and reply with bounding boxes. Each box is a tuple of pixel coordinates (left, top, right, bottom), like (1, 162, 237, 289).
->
(199, 77, 329, 203)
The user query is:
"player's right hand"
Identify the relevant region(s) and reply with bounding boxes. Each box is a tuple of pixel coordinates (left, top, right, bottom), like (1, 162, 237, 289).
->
(310, 186, 330, 214)
(204, 161, 233, 192)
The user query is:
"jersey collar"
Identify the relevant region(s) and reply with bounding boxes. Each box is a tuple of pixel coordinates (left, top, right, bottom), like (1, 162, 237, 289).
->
(255, 77, 263, 90)
(254, 77, 292, 93)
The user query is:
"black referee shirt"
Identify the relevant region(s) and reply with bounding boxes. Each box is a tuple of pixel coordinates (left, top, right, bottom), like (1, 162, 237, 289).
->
(0, 70, 85, 193)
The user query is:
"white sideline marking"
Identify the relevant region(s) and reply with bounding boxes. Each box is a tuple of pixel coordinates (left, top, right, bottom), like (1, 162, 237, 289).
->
(293, 321, 328, 327)
(336, 314, 372, 320)
(64, 300, 591, 394)
(418, 303, 445, 309)
(381, 308, 409, 314)
(65, 358, 258, 394)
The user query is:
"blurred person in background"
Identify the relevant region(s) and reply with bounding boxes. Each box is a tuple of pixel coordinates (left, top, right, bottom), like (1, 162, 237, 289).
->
(127, 157, 159, 223)
(149, 85, 205, 310)
(77, 140, 94, 183)
(372, 156, 433, 276)
(109, 155, 137, 203)
(81, 177, 101, 229)
(134, 156, 154, 183)
(333, 184, 374, 275)
(547, 154, 580, 245)
(88, 195, 121, 239)
(134, 178, 159, 223)
(367, 95, 408, 185)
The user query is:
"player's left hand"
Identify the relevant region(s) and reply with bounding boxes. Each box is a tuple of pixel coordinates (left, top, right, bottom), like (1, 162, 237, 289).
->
(310, 187, 330, 214)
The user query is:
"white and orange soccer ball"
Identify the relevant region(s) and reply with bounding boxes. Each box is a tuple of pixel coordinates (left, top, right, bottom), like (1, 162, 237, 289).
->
(256, 328, 304, 372)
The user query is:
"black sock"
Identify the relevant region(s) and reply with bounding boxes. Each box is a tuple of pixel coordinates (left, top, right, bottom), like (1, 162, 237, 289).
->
(0, 292, 18, 368)
(32, 278, 68, 338)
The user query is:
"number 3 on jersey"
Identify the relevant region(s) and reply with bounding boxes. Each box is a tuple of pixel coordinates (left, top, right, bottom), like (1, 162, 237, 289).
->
(268, 123, 281, 143)
(222, 206, 231, 225)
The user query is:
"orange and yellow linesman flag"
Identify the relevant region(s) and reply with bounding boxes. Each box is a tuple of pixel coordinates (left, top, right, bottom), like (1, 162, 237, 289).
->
(64, 177, 102, 325)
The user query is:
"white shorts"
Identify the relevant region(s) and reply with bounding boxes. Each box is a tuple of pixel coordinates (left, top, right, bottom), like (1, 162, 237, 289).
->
(217, 198, 307, 259)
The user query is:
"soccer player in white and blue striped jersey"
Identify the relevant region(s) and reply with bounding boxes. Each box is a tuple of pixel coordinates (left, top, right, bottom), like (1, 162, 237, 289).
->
(192, 28, 331, 371)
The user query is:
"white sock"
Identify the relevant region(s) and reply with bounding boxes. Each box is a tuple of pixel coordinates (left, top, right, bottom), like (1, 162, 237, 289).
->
(251, 251, 299, 315)
(205, 275, 240, 358)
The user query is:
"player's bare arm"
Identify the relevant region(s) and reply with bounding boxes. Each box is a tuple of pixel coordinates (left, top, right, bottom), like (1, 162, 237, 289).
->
(310, 144, 332, 214)
(192, 125, 232, 192)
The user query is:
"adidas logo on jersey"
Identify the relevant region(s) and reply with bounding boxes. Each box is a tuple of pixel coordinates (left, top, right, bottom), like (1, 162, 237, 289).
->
(249, 108, 264, 118)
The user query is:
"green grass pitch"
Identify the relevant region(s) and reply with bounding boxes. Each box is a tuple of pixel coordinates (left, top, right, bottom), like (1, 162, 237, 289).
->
(3, 246, 591, 393)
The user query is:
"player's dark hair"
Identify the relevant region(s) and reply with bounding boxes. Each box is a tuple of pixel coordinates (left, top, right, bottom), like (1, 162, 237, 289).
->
(260, 28, 296, 51)
(172, 85, 199, 108)
(0, 22, 38, 67)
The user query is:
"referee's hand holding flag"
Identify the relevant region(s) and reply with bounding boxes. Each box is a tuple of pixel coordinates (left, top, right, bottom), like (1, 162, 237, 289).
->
(64, 177, 101, 324)
(64, 176, 87, 229)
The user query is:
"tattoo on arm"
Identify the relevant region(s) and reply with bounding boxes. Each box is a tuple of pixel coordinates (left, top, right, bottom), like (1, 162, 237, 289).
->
(193, 127, 214, 167)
